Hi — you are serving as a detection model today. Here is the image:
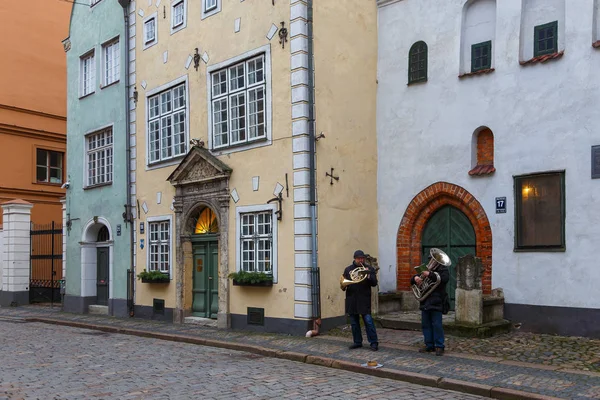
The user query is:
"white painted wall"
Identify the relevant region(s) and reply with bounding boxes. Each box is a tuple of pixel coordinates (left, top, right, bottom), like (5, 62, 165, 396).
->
(377, 0, 600, 310)
(0, 228, 4, 291)
(461, 0, 496, 73)
(519, 0, 565, 61)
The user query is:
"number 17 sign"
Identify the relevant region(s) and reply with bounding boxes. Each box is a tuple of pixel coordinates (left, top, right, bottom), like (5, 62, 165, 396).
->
(495, 197, 506, 214)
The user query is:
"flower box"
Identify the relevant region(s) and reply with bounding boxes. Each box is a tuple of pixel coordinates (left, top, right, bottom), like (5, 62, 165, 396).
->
(137, 269, 170, 284)
(232, 279, 273, 287)
(141, 276, 170, 284)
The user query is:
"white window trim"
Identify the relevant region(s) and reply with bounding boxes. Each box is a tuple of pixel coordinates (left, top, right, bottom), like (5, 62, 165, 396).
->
(82, 123, 114, 189)
(143, 12, 158, 50)
(90, 0, 102, 6)
(101, 36, 120, 88)
(170, 0, 187, 35)
(201, 0, 221, 20)
(235, 204, 278, 283)
(145, 75, 190, 169)
(79, 49, 96, 98)
(206, 44, 272, 154)
(146, 215, 174, 279)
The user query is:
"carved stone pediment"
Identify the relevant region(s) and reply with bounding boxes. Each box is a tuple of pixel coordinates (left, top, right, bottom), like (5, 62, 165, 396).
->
(167, 146, 232, 187)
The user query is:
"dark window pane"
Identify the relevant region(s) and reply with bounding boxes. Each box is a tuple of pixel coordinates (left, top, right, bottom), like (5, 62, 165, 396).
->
(37, 166, 47, 182)
(516, 174, 563, 248)
(36, 149, 47, 166)
(538, 30, 546, 40)
(546, 38, 554, 50)
(49, 151, 62, 168)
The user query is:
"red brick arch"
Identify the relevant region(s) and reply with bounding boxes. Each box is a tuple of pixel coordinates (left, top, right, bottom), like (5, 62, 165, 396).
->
(396, 182, 492, 294)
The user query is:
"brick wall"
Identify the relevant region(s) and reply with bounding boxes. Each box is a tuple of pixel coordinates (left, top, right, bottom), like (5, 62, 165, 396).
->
(477, 128, 494, 166)
(396, 182, 492, 294)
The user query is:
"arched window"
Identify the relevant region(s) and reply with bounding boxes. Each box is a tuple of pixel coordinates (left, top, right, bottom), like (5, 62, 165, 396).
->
(469, 127, 496, 176)
(97, 226, 110, 242)
(408, 41, 428, 84)
(194, 207, 219, 234)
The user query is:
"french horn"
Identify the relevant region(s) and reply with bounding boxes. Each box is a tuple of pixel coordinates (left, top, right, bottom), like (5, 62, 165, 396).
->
(411, 248, 451, 302)
(340, 258, 380, 290)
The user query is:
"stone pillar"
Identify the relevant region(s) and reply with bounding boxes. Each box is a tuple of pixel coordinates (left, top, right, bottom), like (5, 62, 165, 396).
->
(455, 254, 483, 325)
(0, 200, 33, 306)
(217, 196, 230, 330)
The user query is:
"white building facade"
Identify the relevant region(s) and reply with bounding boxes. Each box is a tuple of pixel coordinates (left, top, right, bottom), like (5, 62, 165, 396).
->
(377, 0, 600, 337)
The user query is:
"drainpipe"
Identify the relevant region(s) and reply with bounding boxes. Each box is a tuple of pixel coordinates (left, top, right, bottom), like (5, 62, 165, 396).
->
(305, 0, 322, 338)
(118, 0, 135, 317)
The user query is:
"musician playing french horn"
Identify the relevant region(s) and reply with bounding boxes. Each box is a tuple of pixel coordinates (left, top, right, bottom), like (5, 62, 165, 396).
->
(411, 253, 450, 356)
(341, 250, 379, 352)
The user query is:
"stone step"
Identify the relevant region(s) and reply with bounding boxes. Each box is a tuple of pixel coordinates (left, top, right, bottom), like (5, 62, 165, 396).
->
(88, 305, 108, 315)
(375, 314, 513, 338)
(184, 316, 217, 328)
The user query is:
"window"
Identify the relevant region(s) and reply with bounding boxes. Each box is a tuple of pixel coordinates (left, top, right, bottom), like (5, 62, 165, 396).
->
(236, 205, 278, 281)
(149, 220, 170, 274)
(514, 172, 565, 251)
(408, 41, 427, 84)
(86, 127, 113, 187)
(471, 41, 492, 72)
(148, 83, 187, 163)
(80, 51, 96, 97)
(210, 55, 266, 148)
(102, 39, 120, 86)
(143, 14, 157, 49)
(36, 149, 63, 184)
(240, 211, 273, 273)
(171, 0, 187, 33)
(534, 21, 558, 57)
(201, 0, 220, 19)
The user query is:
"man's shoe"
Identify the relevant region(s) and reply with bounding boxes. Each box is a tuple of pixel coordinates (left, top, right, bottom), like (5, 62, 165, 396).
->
(370, 344, 378, 351)
(435, 347, 444, 356)
(349, 343, 363, 350)
(418, 347, 434, 353)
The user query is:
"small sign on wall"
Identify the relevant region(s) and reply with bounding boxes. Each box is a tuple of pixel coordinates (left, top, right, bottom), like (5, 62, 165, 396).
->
(495, 197, 506, 214)
(140, 222, 145, 234)
(117, 225, 122, 236)
(592, 145, 600, 179)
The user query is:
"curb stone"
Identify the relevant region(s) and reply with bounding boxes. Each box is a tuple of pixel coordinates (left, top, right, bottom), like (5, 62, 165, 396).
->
(25, 317, 565, 400)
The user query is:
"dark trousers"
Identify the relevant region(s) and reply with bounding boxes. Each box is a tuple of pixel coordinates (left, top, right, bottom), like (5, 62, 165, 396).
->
(421, 310, 444, 349)
(349, 314, 378, 346)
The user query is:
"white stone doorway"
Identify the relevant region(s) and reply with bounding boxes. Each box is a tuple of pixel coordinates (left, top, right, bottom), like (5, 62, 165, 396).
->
(80, 217, 114, 309)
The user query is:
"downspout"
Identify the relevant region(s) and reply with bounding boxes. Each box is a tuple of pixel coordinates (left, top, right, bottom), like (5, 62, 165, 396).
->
(305, 0, 321, 338)
(118, 0, 135, 317)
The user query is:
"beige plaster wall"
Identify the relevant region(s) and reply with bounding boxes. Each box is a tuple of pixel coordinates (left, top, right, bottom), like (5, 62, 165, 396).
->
(313, 0, 379, 319)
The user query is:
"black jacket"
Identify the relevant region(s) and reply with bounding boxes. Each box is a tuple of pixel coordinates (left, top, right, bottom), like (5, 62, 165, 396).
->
(343, 262, 377, 315)
(410, 265, 449, 312)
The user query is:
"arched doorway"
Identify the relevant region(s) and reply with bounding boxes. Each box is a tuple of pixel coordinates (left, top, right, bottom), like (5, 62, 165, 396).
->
(81, 218, 113, 308)
(421, 205, 476, 309)
(191, 207, 219, 318)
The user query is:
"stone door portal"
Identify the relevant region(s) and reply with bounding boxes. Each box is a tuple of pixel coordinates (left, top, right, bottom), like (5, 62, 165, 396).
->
(421, 205, 476, 310)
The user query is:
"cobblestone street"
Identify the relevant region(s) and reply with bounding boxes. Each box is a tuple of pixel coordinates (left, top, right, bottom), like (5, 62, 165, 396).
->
(0, 320, 483, 400)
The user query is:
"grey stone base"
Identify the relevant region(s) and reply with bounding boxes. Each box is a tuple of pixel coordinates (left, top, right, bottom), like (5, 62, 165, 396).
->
(63, 295, 103, 315)
(231, 314, 347, 336)
(134, 305, 174, 322)
(109, 298, 130, 318)
(0, 291, 29, 307)
(505, 303, 600, 338)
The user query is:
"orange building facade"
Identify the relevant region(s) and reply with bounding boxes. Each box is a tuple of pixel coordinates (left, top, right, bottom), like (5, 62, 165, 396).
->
(0, 0, 71, 225)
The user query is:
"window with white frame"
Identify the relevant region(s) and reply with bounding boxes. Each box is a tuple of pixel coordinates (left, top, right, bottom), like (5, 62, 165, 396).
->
(86, 127, 113, 187)
(148, 83, 187, 163)
(149, 220, 170, 273)
(102, 39, 119, 86)
(144, 16, 157, 47)
(201, 0, 220, 19)
(240, 211, 273, 273)
(80, 51, 95, 97)
(210, 55, 266, 149)
(171, 0, 187, 32)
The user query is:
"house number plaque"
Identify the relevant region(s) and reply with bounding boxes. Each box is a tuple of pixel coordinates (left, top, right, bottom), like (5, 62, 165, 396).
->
(196, 259, 203, 272)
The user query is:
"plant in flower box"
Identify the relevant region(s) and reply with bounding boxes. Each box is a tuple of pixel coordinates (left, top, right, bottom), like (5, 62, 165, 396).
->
(137, 269, 170, 283)
(228, 270, 273, 287)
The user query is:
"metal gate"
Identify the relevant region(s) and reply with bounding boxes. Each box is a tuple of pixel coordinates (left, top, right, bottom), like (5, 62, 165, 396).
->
(30, 221, 63, 304)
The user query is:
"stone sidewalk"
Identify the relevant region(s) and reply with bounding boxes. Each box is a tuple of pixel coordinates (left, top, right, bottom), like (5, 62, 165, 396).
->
(1, 305, 599, 400)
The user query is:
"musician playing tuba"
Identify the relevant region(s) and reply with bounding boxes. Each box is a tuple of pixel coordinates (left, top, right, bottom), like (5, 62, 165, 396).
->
(342, 250, 379, 352)
(411, 253, 450, 356)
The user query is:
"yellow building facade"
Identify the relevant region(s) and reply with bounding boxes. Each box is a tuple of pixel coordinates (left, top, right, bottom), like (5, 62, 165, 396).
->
(133, 0, 377, 334)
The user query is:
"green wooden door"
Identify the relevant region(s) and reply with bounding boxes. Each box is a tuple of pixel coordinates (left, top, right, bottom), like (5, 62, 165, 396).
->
(192, 241, 218, 318)
(421, 206, 476, 310)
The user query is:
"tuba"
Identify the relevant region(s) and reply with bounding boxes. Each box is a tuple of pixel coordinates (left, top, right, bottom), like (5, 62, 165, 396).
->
(340, 258, 380, 290)
(411, 248, 451, 302)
